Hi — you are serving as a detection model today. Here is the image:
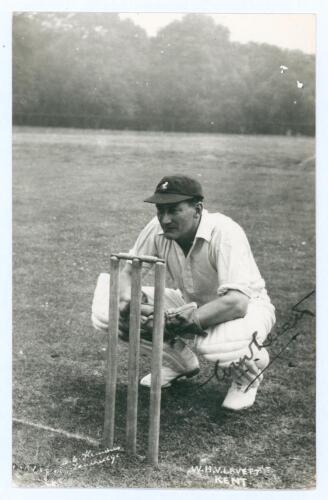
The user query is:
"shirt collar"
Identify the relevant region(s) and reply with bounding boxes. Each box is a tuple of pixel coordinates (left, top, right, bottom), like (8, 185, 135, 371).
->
(157, 208, 213, 242)
(194, 209, 212, 242)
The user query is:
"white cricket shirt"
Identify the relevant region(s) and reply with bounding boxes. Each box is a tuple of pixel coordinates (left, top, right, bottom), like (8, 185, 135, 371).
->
(129, 209, 272, 307)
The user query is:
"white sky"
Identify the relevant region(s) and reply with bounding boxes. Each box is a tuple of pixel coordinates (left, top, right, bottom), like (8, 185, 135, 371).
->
(119, 13, 315, 54)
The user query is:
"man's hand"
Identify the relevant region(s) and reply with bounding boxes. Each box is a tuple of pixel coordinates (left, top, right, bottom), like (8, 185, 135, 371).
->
(119, 299, 208, 343)
(118, 293, 155, 342)
(164, 303, 207, 339)
(138, 302, 208, 342)
(139, 301, 155, 341)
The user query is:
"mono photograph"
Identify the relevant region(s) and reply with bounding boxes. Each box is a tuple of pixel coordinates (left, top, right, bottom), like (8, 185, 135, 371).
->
(10, 11, 316, 490)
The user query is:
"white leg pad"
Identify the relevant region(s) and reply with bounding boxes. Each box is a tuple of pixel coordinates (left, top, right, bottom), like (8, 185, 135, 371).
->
(195, 299, 275, 365)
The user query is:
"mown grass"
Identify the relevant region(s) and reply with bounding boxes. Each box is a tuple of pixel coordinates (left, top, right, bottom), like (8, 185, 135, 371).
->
(12, 126, 315, 488)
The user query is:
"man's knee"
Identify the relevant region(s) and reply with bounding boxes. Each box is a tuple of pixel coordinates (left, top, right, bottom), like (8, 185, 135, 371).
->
(195, 305, 274, 365)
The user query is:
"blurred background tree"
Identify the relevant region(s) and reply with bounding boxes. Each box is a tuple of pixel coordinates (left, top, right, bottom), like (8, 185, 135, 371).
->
(13, 13, 315, 135)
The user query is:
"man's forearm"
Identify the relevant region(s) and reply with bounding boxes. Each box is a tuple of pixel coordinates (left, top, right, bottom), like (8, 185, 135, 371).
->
(196, 290, 249, 330)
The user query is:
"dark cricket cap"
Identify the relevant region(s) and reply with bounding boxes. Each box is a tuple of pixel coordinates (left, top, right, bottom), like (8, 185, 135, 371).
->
(144, 175, 204, 204)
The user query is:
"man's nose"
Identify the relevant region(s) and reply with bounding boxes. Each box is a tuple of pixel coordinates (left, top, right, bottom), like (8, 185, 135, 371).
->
(160, 212, 172, 225)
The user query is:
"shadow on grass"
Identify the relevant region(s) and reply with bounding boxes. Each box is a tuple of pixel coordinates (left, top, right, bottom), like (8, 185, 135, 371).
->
(48, 370, 229, 432)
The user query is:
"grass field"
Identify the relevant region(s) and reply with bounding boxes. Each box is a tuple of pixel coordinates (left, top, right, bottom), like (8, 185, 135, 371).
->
(12, 126, 315, 489)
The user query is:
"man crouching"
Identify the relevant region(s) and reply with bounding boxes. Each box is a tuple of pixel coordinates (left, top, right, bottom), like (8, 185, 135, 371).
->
(92, 175, 275, 411)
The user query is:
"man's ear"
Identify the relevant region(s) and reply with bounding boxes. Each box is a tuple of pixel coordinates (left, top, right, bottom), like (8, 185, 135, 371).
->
(194, 202, 203, 217)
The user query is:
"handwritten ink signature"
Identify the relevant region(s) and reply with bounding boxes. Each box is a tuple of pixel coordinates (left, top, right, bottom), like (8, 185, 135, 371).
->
(200, 290, 315, 392)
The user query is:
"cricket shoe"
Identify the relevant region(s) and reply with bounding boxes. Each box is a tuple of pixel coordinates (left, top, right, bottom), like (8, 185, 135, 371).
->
(221, 347, 269, 411)
(140, 366, 200, 388)
(140, 338, 200, 388)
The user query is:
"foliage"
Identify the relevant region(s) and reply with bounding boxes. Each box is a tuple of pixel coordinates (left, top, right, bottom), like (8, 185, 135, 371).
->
(13, 13, 315, 135)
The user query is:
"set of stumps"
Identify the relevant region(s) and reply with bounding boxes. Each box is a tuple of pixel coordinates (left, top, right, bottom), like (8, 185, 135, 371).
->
(103, 253, 166, 467)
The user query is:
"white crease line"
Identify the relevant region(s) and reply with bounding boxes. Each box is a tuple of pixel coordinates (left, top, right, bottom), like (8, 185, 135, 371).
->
(298, 155, 315, 167)
(13, 417, 100, 446)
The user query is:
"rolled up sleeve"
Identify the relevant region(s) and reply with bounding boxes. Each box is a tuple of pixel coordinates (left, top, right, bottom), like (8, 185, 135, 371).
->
(213, 223, 264, 299)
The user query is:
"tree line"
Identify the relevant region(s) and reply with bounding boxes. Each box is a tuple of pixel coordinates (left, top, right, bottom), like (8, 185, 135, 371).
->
(13, 13, 315, 135)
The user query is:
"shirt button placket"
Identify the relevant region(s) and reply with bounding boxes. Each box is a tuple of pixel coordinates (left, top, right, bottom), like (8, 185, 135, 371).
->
(182, 255, 195, 299)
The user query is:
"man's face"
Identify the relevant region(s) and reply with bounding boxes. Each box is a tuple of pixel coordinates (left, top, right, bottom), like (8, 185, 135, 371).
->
(156, 200, 202, 243)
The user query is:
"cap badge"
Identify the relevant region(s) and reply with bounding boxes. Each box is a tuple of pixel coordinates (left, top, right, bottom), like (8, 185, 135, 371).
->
(159, 181, 169, 191)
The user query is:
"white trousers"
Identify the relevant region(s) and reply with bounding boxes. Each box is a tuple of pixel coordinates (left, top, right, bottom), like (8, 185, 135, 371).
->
(92, 273, 276, 367)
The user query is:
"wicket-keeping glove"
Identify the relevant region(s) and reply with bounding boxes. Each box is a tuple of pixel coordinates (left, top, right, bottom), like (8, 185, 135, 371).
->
(138, 302, 207, 342)
(118, 293, 155, 342)
(164, 302, 207, 339)
(119, 299, 207, 342)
